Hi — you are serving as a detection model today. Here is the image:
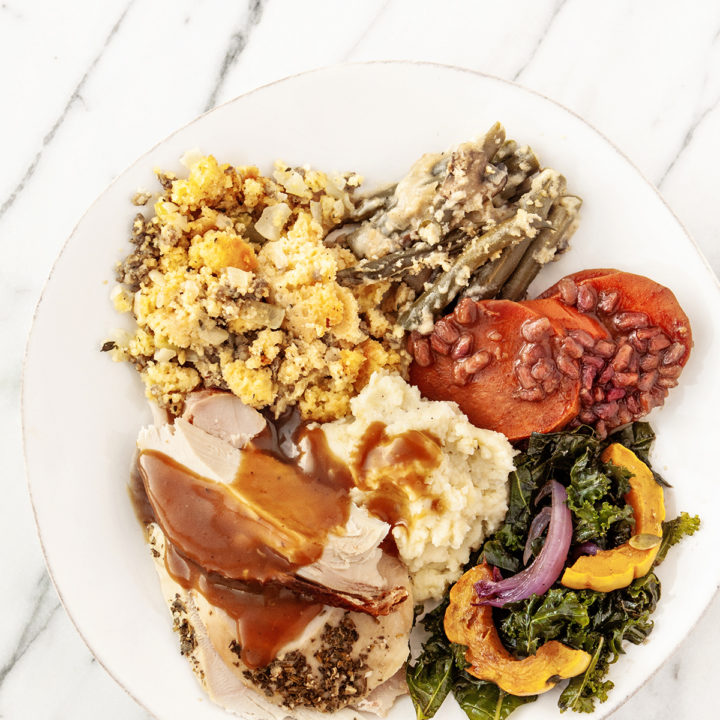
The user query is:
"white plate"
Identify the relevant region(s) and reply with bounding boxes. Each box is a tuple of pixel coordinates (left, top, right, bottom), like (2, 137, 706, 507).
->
(23, 62, 720, 720)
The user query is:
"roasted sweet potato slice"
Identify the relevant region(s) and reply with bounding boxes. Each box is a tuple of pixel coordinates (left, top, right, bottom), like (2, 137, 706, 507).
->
(408, 270, 692, 440)
(408, 299, 581, 442)
(523, 298, 610, 342)
(534, 269, 692, 436)
(539, 269, 692, 356)
(538, 268, 617, 300)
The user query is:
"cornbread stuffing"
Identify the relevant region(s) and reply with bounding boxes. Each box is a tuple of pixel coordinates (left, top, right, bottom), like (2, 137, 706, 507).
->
(110, 154, 409, 419)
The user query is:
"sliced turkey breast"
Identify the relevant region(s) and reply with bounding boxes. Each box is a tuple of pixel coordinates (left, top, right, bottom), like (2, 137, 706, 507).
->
(136, 389, 415, 717)
(182, 389, 267, 448)
(136, 407, 407, 616)
(356, 669, 409, 716)
(147, 523, 411, 719)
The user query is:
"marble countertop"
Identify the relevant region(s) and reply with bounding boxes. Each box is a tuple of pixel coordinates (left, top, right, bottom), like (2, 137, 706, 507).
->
(2, 1, 718, 718)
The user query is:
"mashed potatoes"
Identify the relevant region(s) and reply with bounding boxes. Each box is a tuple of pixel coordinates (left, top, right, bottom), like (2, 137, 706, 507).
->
(322, 373, 515, 601)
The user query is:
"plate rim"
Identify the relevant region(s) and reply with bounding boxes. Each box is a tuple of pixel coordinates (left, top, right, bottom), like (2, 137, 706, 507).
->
(21, 59, 720, 720)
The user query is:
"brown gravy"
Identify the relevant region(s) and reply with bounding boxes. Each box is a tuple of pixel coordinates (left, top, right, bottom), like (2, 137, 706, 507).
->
(129, 414, 439, 670)
(131, 413, 353, 669)
(353, 422, 442, 526)
(164, 542, 323, 669)
(137, 423, 354, 582)
(128, 458, 154, 525)
(138, 450, 295, 581)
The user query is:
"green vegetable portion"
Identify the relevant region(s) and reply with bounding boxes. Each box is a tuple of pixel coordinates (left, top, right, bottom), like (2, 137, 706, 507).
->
(406, 600, 454, 720)
(655, 511, 701, 566)
(406, 423, 700, 720)
(453, 673, 536, 720)
(500, 573, 660, 713)
(481, 425, 636, 574)
(406, 600, 537, 720)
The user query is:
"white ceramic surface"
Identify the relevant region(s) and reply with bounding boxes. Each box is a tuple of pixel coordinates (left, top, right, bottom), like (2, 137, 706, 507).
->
(22, 63, 720, 720)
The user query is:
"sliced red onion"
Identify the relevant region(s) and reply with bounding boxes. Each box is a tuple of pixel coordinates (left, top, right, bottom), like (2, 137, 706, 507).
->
(534, 480, 553, 506)
(475, 480, 572, 607)
(570, 541, 599, 561)
(522, 506, 552, 565)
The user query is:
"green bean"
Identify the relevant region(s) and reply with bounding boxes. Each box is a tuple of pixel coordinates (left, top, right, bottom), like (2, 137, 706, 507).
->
(459, 237, 533, 300)
(351, 151, 453, 240)
(480, 122, 507, 158)
(499, 195, 582, 301)
(398, 169, 565, 330)
(349, 184, 397, 222)
(506, 145, 541, 177)
(349, 124, 509, 253)
(549, 195, 582, 254)
(397, 220, 523, 330)
(460, 170, 565, 298)
(403, 266, 434, 293)
(430, 155, 451, 178)
(492, 139, 518, 164)
(518, 168, 566, 216)
(437, 123, 507, 203)
(337, 231, 467, 285)
(349, 151, 452, 225)
(497, 145, 541, 202)
(434, 123, 509, 230)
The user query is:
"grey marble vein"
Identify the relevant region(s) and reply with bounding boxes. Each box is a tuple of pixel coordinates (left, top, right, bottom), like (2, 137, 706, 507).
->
(0, 573, 60, 688)
(512, 0, 568, 81)
(0, 0, 136, 222)
(341, 0, 391, 60)
(203, 0, 266, 111)
(657, 97, 718, 188)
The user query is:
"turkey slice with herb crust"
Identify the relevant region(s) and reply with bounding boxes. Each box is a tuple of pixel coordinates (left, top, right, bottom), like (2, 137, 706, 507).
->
(147, 524, 413, 718)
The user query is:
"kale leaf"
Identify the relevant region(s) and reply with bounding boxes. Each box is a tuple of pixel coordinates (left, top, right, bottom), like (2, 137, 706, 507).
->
(406, 650, 453, 720)
(497, 574, 660, 714)
(654, 512, 701, 566)
(558, 637, 613, 713)
(453, 672, 536, 720)
(558, 573, 660, 712)
(525, 427, 597, 469)
(479, 457, 548, 572)
(479, 430, 595, 573)
(406, 600, 454, 720)
(570, 499, 634, 545)
(567, 449, 611, 505)
(499, 589, 590, 657)
(564, 447, 634, 547)
(612, 422, 655, 464)
(484, 425, 638, 568)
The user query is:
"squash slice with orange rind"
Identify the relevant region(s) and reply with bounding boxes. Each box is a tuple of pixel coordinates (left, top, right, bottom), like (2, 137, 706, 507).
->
(444, 563, 591, 696)
(561, 444, 665, 593)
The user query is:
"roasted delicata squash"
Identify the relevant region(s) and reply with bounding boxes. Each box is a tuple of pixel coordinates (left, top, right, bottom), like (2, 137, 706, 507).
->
(561, 444, 665, 592)
(444, 563, 591, 696)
